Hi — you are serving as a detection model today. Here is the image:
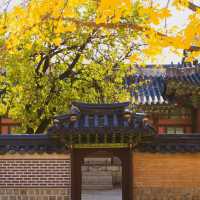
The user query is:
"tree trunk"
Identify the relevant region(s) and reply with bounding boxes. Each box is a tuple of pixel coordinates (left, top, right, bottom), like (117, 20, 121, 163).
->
(35, 118, 51, 134)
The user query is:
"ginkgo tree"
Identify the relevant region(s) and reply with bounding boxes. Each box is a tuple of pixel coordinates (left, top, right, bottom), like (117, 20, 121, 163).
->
(0, 0, 199, 133)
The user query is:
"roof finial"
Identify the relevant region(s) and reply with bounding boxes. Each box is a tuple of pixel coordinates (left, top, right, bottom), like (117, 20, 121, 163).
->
(70, 105, 80, 116)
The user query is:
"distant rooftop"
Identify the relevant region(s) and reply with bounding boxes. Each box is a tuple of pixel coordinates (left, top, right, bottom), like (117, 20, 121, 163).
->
(128, 62, 200, 105)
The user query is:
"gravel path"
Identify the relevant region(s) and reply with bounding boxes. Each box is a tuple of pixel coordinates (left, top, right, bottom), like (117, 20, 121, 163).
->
(82, 188, 122, 200)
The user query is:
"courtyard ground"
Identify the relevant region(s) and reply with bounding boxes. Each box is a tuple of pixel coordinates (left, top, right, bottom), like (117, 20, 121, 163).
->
(82, 188, 122, 200)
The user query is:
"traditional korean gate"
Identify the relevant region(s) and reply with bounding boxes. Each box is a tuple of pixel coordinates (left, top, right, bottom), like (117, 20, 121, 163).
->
(71, 147, 133, 200)
(48, 102, 154, 200)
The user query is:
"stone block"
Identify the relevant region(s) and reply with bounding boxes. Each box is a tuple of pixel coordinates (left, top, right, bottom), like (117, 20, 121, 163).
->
(0, 189, 70, 200)
(0, 189, 6, 195)
(82, 171, 113, 190)
(1, 196, 8, 200)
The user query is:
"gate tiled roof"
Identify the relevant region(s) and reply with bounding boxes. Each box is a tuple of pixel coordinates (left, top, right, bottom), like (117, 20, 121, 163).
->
(48, 101, 154, 133)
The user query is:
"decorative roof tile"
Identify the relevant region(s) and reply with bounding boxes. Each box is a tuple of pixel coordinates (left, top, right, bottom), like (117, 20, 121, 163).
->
(0, 135, 66, 154)
(128, 63, 200, 105)
(137, 134, 200, 153)
(50, 102, 154, 130)
(128, 76, 167, 105)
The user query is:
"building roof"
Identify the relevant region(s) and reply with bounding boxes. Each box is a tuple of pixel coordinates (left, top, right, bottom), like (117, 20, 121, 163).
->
(0, 134, 66, 154)
(129, 63, 200, 105)
(72, 101, 130, 111)
(130, 76, 166, 105)
(47, 102, 156, 145)
(49, 102, 152, 130)
(138, 134, 200, 153)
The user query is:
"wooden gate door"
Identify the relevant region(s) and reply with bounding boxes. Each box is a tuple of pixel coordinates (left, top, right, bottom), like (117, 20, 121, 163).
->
(71, 148, 133, 200)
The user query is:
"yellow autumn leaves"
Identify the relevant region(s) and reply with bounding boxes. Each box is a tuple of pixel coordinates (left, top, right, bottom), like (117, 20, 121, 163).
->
(173, 0, 189, 9)
(0, 0, 200, 62)
(96, 0, 132, 24)
(138, 7, 171, 25)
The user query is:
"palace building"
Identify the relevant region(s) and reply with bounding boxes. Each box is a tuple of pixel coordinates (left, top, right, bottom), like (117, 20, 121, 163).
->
(129, 63, 200, 134)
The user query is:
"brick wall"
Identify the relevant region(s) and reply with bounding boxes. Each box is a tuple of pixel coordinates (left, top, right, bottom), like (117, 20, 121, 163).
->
(133, 152, 200, 200)
(0, 153, 71, 200)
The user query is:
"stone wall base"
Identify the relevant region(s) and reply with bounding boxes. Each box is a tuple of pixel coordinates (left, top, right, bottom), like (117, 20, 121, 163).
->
(134, 187, 200, 200)
(0, 188, 70, 200)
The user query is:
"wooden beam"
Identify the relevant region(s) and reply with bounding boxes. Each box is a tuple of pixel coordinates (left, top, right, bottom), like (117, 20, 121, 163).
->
(74, 143, 129, 148)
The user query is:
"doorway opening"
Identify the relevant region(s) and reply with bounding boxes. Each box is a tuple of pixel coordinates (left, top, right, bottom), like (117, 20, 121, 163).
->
(81, 155, 122, 200)
(71, 148, 132, 200)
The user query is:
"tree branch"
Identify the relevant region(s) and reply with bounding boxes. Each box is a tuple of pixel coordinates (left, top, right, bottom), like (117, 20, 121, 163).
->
(112, 43, 136, 69)
(34, 81, 59, 133)
(187, 45, 200, 52)
(188, 1, 200, 12)
(34, 45, 78, 75)
(62, 17, 167, 38)
(92, 79, 105, 103)
(59, 29, 97, 80)
(35, 118, 50, 133)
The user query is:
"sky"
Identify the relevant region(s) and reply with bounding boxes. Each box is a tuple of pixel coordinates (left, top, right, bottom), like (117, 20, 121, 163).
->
(0, 0, 197, 64)
(153, 0, 192, 64)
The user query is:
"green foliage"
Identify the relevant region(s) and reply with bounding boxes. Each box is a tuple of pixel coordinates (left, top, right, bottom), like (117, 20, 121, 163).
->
(0, 2, 142, 133)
